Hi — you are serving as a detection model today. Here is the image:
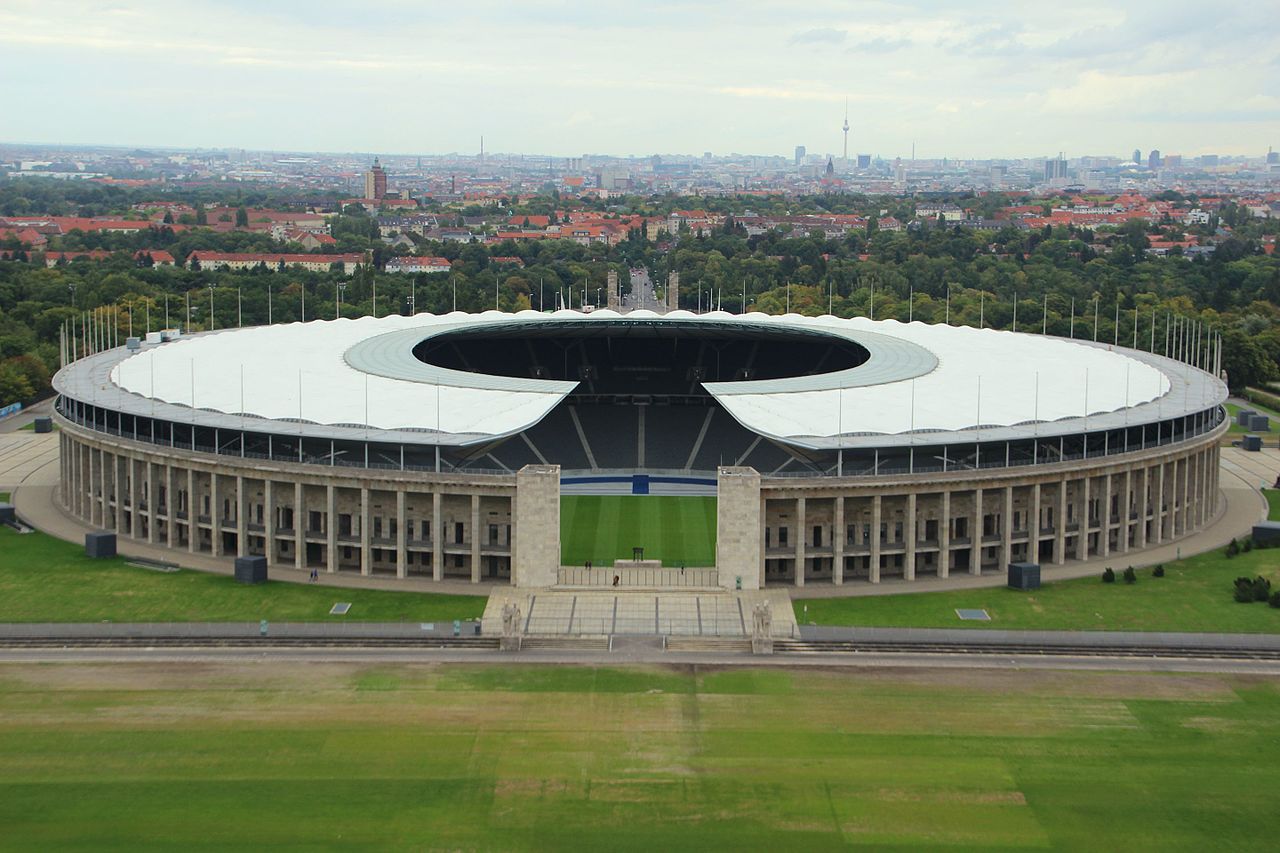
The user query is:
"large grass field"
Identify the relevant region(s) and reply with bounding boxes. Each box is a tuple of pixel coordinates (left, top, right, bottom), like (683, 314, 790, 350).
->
(1, 661, 1278, 849)
(0, 525, 484, 622)
(800, 546, 1280, 632)
(561, 495, 717, 567)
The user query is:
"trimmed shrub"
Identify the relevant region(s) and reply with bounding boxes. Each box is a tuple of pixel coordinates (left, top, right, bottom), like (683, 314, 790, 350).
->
(1243, 538, 1254, 554)
(1270, 590, 1280, 609)
(1123, 566, 1137, 584)
(1234, 578, 1256, 603)
(1102, 567, 1115, 583)
(1254, 576, 1272, 602)
(1226, 538, 1240, 558)
(1153, 564, 1165, 578)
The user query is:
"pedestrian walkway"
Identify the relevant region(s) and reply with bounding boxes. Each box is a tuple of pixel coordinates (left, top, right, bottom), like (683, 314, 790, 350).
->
(483, 588, 796, 638)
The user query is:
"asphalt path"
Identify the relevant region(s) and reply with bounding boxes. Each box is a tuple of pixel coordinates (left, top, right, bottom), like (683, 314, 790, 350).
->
(4, 645, 1280, 675)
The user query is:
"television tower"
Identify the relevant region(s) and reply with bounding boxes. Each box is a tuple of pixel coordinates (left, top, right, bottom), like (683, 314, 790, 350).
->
(841, 98, 850, 168)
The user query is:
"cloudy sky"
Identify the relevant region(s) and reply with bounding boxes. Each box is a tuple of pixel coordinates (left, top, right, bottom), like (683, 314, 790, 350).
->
(1, 1, 1276, 159)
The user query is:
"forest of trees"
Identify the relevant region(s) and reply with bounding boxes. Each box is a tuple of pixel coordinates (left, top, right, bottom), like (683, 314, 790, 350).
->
(1, 179, 1277, 407)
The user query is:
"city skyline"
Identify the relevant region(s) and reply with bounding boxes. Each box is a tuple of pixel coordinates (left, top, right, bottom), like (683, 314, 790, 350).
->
(0, 1, 1276, 159)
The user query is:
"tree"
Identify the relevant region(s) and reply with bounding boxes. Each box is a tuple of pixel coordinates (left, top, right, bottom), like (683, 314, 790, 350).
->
(235, 206, 249, 228)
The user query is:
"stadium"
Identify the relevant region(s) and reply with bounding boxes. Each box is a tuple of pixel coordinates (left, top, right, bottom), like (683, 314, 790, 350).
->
(51, 303, 1228, 590)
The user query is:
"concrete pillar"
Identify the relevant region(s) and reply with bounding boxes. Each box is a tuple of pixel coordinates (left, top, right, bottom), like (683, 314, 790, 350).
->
(210, 473, 222, 557)
(146, 461, 157, 544)
(396, 490, 407, 579)
(939, 490, 951, 578)
(1101, 474, 1112, 557)
(264, 479, 275, 567)
(95, 449, 106, 527)
(970, 487, 982, 575)
(432, 491, 443, 581)
(904, 492, 916, 581)
(130, 457, 143, 539)
(870, 494, 881, 583)
(833, 496, 845, 585)
(112, 454, 124, 532)
(514, 465, 561, 588)
(360, 486, 371, 576)
(1001, 486, 1013, 570)
(470, 493, 482, 583)
(1179, 456, 1190, 535)
(714, 467, 762, 590)
(794, 496, 806, 587)
(1135, 467, 1148, 549)
(1029, 483, 1041, 564)
(1076, 476, 1090, 561)
(326, 484, 337, 573)
(235, 475, 247, 558)
(1120, 468, 1132, 551)
(294, 481, 306, 570)
(187, 468, 197, 553)
(1054, 479, 1066, 565)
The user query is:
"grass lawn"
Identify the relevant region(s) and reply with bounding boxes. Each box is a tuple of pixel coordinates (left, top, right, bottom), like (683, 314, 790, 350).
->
(561, 495, 717, 567)
(0, 525, 485, 622)
(1266, 489, 1280, 521)
(1, 661, 1278, 850)
(799, 546, 1280, 632)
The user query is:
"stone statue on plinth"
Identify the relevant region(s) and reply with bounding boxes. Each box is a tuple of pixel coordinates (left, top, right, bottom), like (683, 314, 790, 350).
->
(500, 602, 523, 652)
(751, 600, 773, 655)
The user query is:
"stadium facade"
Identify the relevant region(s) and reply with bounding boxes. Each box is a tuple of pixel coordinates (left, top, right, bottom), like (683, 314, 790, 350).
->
(52, 309, 1228, 589)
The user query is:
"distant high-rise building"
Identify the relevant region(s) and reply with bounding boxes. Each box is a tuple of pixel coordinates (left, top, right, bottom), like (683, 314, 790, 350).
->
(364, 157, 387, 199)
(794, 145, 806, 166)
(894, 157, 905, 183)
(1268, 148, 1279, 165)
(1147, 149, 1161, 169)
(1043, 153, 1068, 181)
(856, 153, 871, 169)
(1132, 148, 1142, 164)
(1164, 154, 1183, 169)
(1199, 154, 1219, 168)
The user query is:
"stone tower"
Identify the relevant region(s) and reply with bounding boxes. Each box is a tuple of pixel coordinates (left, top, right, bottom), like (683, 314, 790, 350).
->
(667, 272, 679, 312)
(606, 269, 620, 310)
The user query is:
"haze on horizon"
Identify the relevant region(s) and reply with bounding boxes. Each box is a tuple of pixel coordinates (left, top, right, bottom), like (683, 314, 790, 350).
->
(0, 0, 1276, 161)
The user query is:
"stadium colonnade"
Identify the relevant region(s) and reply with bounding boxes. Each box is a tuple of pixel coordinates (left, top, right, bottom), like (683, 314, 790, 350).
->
(50, 309, 1229, 589)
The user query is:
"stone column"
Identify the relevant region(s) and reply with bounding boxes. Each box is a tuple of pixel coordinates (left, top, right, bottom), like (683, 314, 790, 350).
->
(235, 475, 247, 558)
(294, 482, 306, 570)
(432, 491, 444, 581)
(471, 493, 482, 583)
(939, 490, 951, 578)
(1029, 483, 1041, 564)
(1076, 476, 1090, 561)
(210, 473, 222, 557)
(1135, 467, 1148, 549)
(396, 490, 408, 578)
(970, 487, 982, 575)
(130, 457, 143, 539)
(1101, 473, 1112, 557)
(794, 496, 806, 587)
(146, 461, 157, 544)
(1054, 479, 1067, 565)
(714, 467, 762, 590)
(904, 492, 916, 581)
(1001, 486, 1013, 570)
(870, 494, 882, 583)
(514, 465, 561, 588)
(187, 468, 197, 553)
(264, 479, 276, 567)
(360, 486, 372, 576)
(112, 454, 124, 532)
(833, 496, 845, 585)
(326, 484, 337, 573)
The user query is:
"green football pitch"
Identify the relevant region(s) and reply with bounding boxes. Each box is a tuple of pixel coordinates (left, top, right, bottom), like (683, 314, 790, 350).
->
(561, 495, 717, 567)
(3, 661, 1280, 849)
